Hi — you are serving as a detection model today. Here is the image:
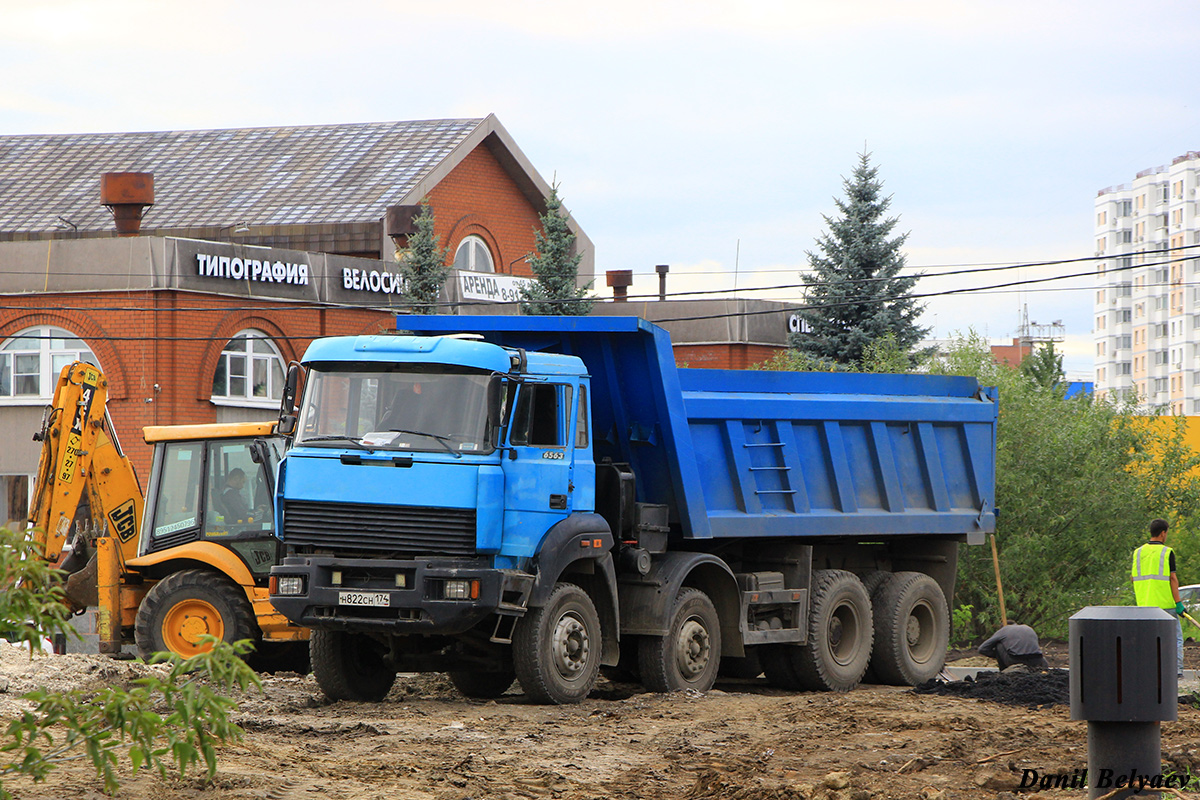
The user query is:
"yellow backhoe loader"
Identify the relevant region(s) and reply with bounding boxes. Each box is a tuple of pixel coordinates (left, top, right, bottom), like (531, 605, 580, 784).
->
(27, 361, 307, 667)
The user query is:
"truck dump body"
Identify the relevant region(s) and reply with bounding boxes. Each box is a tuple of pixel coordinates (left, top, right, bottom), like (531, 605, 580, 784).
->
(398, 316, 997, 544)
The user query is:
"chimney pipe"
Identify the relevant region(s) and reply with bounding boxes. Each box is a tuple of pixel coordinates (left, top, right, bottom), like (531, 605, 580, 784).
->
(655, 264, 669, 301)
(101, 172, 154, 236)
(606, 269, 633, 302)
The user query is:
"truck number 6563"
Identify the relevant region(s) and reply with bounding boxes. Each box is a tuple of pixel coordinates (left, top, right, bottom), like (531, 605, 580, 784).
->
(541, 451, 564, 460)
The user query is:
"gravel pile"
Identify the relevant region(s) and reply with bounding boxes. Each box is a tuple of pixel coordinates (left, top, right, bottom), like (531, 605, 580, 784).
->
(912, 669, 1070, 708)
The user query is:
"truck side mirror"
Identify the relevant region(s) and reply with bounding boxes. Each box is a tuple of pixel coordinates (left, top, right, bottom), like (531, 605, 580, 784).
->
(277, 363, 301, 436)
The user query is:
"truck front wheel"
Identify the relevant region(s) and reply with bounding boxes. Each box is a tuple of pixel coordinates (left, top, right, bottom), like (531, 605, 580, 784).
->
(310, 630, 397, 702)
(134, 569, 257, 660)
(869, 571, 948, 686)
(795, 569, 873, 692)
(513, 582, 601, 704)
(638, 588, 722, 693)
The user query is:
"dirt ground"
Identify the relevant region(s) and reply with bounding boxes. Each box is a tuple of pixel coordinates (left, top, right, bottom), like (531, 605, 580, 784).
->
(2, 642, 1199, 800)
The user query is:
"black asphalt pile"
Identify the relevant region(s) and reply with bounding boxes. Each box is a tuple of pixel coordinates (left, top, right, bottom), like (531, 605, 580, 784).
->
(912, 669, 1070, 708)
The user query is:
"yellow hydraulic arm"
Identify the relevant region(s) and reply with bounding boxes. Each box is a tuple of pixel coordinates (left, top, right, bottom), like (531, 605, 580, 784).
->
(27, 363, 144, 610)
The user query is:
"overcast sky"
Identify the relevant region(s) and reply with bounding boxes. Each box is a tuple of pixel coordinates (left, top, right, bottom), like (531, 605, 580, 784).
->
(5, 0, 1200, 376)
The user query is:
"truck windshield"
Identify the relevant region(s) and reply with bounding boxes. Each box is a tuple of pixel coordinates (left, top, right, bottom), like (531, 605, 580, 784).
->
(295, 365, 496, 454)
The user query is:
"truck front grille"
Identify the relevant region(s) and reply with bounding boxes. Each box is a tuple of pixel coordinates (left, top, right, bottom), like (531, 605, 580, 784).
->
(281, 500, 477, 557)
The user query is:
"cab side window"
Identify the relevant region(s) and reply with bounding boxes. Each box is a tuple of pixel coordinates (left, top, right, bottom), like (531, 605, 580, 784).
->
(151, 443, 203, 543)
(510, 384, 571, 447)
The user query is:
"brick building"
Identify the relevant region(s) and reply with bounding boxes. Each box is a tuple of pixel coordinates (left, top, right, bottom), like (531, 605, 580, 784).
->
(0, 116, 591, 526)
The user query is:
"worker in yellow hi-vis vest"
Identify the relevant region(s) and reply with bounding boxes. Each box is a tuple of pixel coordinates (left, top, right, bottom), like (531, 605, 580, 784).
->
(1132, 518, 1185, 677)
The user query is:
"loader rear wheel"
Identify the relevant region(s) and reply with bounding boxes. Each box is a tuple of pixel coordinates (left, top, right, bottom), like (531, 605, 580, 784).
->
(135, 569, 257, 660)
(310, 629, 397, 702)
(638, 588, 721, 693)
(513, 582, 601, 705)
(869, 572, 948, 686)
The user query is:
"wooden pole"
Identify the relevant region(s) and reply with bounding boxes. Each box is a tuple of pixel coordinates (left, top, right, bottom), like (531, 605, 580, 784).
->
(990, 533, 1008, 625)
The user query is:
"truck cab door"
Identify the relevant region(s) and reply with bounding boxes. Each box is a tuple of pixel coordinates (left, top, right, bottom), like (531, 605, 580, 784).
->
(502, 381, 577, 556)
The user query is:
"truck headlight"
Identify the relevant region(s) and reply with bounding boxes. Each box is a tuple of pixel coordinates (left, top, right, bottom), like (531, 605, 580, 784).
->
(271, 575, 305, 596)
(443, 579, 479, 600)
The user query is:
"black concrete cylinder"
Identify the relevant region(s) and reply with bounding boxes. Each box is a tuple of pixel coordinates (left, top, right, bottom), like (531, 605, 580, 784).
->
(1070, 606, 1178, 799)
(1087, 722, 1160, 799)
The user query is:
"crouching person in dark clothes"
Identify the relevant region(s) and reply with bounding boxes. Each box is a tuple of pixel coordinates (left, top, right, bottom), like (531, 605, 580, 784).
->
(978, 622, 1050, 671)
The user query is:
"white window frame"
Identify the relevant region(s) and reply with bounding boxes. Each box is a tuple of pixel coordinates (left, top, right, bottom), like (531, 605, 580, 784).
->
(0, 326, 98, 404)
(211, 329, 285, 409)
(453, 235, 496, 273)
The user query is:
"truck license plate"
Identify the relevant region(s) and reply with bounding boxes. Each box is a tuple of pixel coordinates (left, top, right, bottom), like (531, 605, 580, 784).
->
(338, 591, 390, 607)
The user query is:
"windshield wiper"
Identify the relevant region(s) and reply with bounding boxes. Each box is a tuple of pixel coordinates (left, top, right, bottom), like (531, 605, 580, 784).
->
(299, 435, 374, 451)
(389, 428, 462, 459)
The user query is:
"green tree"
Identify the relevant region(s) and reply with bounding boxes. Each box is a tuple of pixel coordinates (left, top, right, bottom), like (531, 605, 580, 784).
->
(931, 334, 1178, 639)
(791, 152, 927, 367)
(398, 198, 450, 314)
(520, 184, 593, 316)
(0, 528, 259, 798)
(1019, 341, 1065, 393)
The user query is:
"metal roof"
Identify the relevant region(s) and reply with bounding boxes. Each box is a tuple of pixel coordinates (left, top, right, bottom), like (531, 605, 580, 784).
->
(0, 118, 486, 234)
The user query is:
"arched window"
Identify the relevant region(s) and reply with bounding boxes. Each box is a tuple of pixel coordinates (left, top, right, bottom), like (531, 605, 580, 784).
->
(212, 330, 285, 406)
(0, 326, 98, 400)
(453, 235, 495, 273)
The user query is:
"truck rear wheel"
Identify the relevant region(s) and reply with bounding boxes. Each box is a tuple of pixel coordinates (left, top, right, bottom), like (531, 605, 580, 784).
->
(795, 569, 872, 692)
(310, 630, 397, 702)
(134, 569, 257, 660)
(869, 571, 948, 686)
(513, 582, 600, 705)
(638, 588, 722, 693)
(449, 668, 516, 699)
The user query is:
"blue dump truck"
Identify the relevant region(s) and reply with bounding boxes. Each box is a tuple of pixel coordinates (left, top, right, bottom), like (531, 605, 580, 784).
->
(268, 316, 997, 704)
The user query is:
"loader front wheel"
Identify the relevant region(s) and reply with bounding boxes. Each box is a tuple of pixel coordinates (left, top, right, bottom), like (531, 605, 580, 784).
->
(135, 569, 257, 660)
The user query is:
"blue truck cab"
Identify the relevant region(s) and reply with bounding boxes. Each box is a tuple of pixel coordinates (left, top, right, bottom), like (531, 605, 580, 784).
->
(270, 316, 997, 704)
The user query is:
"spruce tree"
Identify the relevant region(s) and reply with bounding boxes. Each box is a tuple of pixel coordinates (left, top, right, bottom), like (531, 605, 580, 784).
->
(398, 198, 450, 314)
(520, 184, 594, 316)
(791, 152, 927, 366)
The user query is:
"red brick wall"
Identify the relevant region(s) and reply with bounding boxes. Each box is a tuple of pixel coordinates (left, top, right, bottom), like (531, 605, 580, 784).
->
(0, 291, 395, 476)
(990, 339, 1031, 367)
(672, 344, 786, 370)
(428, 145, 543, 278)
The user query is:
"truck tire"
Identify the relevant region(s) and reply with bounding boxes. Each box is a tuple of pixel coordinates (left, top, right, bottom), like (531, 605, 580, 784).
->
(310, 629, 397, 702)
(869, 571, 948, 686)
(449, 668, 516, 699)
(512, 582, 601, 705)
(857, 570, 889, 684)
(247, 641, 312, 675)
(134, 569, 257, 660)
(719, 648, 763, 680)
(638, 588, 722, 693)
(760, 644, 804, 689)
(794, 569, 872, 692)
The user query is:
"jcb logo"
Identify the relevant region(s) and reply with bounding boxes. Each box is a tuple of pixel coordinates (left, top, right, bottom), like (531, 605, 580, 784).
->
(108, 500, 138, 543)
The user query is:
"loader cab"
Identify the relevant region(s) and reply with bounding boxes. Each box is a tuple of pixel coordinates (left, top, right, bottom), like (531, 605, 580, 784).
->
(141, 424, 285, 578)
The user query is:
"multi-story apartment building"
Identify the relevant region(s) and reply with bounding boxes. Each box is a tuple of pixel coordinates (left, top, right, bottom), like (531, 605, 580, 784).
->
(1094, 151, 1200, 412)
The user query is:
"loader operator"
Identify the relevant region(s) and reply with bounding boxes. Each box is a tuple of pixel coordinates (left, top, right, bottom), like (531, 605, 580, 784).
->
(222, 468, 252, 523)
(977, 622, 1049, 672)
(1132, 518, 1185, 678)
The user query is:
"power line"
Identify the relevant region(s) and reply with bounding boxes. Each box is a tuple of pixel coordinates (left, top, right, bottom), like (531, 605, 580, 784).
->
(0, 244, 1193, 313)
